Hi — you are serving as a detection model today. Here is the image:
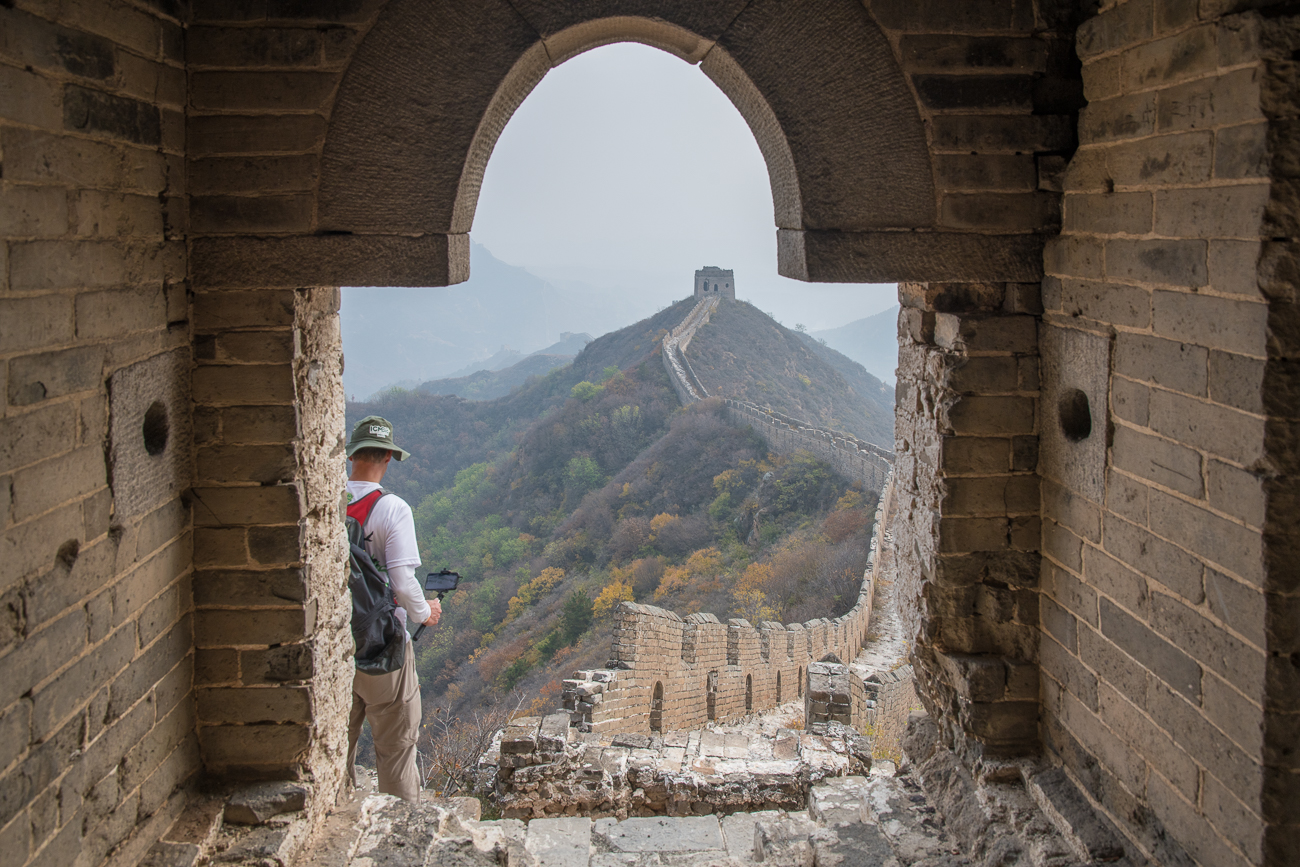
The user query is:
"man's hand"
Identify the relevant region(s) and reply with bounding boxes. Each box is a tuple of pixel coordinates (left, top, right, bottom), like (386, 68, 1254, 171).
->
(423, 598, 442, 627)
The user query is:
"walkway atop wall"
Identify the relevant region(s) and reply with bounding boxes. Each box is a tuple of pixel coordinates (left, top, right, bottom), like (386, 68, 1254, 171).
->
(299, 768, 968, 867)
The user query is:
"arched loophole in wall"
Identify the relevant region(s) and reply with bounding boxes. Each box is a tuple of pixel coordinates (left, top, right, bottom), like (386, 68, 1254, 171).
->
(650, 682, 664, 733)
(798, 667, 803, 698)
(707, 671, 718, 721)
(745, 675, 753, 712)
(776, 671, 782, 704)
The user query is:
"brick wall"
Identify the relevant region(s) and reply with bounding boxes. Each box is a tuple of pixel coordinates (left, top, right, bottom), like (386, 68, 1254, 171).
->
(0, 3, 197, 866)
(1039, 6, 1293, 866)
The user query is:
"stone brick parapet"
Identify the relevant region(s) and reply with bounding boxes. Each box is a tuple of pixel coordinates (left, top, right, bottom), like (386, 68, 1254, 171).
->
(561, 473, 895, 738)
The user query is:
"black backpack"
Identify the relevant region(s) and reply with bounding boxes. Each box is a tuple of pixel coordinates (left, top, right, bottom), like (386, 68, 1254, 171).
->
(346, 489, 406, 675)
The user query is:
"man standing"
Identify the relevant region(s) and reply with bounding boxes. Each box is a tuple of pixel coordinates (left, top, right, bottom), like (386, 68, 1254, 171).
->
(344, 415, 441, 801)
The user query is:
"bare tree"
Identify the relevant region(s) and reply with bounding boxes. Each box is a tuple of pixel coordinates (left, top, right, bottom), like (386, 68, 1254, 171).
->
(419, 693, 528, 796)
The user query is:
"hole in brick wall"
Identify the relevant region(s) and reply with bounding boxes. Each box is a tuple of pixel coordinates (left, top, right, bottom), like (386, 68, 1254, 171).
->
(650, 682, 663, 733)
(142, 401, 169, 455)
(1058, 389, 1092, 442)
(745, 674, 753, 711)
(56, 539, 80, 570)
(776, 672, 782, 703)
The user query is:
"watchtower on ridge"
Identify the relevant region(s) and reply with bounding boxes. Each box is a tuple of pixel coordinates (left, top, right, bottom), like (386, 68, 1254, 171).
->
(694, 267, 735, 300)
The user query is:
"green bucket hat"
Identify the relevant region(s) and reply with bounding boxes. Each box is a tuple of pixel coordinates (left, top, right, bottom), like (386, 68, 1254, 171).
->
(346, 415, 411, 461)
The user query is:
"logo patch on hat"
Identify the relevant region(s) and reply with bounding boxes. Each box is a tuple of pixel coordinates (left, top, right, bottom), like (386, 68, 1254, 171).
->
(369, 425, 391, 438)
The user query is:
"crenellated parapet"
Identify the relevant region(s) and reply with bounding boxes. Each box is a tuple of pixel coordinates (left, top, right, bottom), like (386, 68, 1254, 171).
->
(561, 473, 897, 736)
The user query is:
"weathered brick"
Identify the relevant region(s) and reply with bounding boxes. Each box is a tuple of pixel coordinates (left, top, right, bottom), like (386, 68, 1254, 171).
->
(7, 346, 103, 407)
(0, 185, 68, 238)
(192, 526, 247, 569)
(1041, 597, 1079, 652)
(933, 154, 1037, 191)
(189, 155, 319, 195)
(1077, 624, 1150, 710)
(944, 396, 1036, 435)
(0, 6, 116, 80)
(941, 192, 1059, 230)
(1100, 598, 1200, 698)
(1046, 277, 1151, 327)
(187, 25, 324, 66)
(9, 447, 106, 523)
(1153, 185, 1269, 240)
(241, 643, 314, 684)
(195, 648, 239, 685)
(930, 115, 1075, 152)
(1147, 679, 1262, 806)
(1096, 682, 1199, 800)
(1113, 425, 1203, 497)
(30, 624, 134, 740)
(192, 568, 306, 607)
(948, 356, 1020, 393)
(192, 289, 295, 330)
(75, 286, 167, 340)
(217, 405, 298, 443)
(1044, 560, 1098, 625)
(1149, 388, 1264, 467)
(1055, 687, 1146, 795)
(871, 0, 1036, 32)
(190, 486, 300, 527)
(113, 541, 188, 631)
(1202, 666, 1264, 755)
(189, 194, 313, 233)
(248, 525, 302, 565)
(1203, 770, 1264, 863)
(108, 618, 189, 721)
(1081, 54, 1121, 101)
(1150, 591, 1262, 696)
(1078, 92, 1155, 142)
(213, 332, 294, 366)
(189, 71, 337, 111)
(1084, 544, 1151, 619)
(940, 436, 1010, 474)
(0, 128, 166, 194)
(195, 444, 294, 484)
(0, 295, 74, 353)
(194, 607, 312, 647)
(63, 85, 161, 146)
(1042, 478, 1101, 541)
(1148, 486, 1263, 585)
(1157, 291, 1268, 358)
(1100, 131, 1214, 187)
(1103, 511, 1205, 602)
(10, 240, 171, 291)
(69, 191, 165, 238)
(1043, 518, 1083, 572)
(196, 686, 311, 724)
(1208, 239, 1262, 299)
(1121, 25, 1217, 89)
(187, 114, 328, 155)
(934, 313, 1037, 353)
(1206, 460, 1265, 530)
(1157, 68, 1263, 134)
(198, 722, 310, 768)
(1208, 350, 1264, 415)
(1076, 0, 1153, 58)
(1106, 239, 1207, 289)
(1062, 191, 1151, 234)
(1215, 122, 1268, 180)
(192, 365, 294, 406)
(1043, 236, 1104, 280)
(942, 475, 1040, 517)
(1117, 333, 1208, 397)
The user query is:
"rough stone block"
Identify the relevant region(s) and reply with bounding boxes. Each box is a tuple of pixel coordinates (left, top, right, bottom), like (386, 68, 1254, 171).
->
(189, 71, 339, 111)
(1112, 426, 1203, 498)
(187, 114, 328, 155)
(1100, 598, 1200, 699)
(1, 128, 167, 194)
(1106, 239, 1207, 289)
(108, 349, 193, 519)
(63, 85, 161, 146)
(1062, 191, 1151, 235)
(7, 346, 103, 407)
(1078, 92, 1155, 142)
(197, 687, 312, 725)
(1114, 332, 1208, 397)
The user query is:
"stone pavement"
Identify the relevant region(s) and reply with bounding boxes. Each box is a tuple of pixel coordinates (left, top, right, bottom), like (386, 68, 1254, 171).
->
(297, 763, 974, 867)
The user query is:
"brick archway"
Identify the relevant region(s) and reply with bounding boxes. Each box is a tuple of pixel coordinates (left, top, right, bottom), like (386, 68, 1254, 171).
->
(316, 2, 937, 286)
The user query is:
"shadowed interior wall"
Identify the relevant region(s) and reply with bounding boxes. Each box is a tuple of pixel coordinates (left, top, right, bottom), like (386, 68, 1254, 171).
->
(0, 3, 197, 865)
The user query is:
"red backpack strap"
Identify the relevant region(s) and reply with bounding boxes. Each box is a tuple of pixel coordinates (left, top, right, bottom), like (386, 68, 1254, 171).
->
(346, 489, 387, 529)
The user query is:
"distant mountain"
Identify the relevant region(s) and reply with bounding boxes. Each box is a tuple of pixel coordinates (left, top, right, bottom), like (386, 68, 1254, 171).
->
(417, 354, 576, 401)
(341, 243, 681, 400)
(811, 306, 899, 385)
(685, 300, 895, 448)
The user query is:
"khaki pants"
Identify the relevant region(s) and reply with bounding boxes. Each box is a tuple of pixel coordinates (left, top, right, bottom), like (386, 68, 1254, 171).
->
(348, 640, 422, 801)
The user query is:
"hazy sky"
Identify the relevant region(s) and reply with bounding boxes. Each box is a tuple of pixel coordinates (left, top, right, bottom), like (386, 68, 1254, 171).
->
(470, 42, 898, 332)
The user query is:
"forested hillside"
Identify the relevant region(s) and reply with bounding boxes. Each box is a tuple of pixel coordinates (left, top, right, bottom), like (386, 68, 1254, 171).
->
(683, 300, 894, 447)
(344, 298, 890, 777)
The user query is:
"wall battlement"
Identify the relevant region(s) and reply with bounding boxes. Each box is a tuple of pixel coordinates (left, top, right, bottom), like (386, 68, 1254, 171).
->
(562, 474, 896, 735)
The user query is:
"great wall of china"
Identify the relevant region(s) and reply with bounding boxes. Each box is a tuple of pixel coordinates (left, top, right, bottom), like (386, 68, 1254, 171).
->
(480, 297, 919, 819)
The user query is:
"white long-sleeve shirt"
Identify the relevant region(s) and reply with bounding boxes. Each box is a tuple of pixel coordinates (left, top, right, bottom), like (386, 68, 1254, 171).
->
(346, 481, 431, 637)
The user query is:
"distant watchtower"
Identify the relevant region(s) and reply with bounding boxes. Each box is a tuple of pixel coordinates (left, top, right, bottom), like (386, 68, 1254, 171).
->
(694, 267, 735, 300)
